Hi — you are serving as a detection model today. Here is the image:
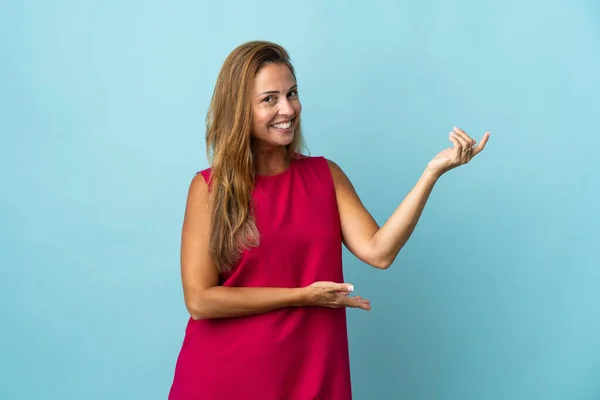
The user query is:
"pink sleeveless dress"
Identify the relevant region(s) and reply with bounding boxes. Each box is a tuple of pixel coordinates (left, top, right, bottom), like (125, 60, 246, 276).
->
(168, 156, 352, 400)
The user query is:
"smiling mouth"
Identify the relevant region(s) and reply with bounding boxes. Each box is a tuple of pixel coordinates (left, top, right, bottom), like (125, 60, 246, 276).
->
(270, 119, 294, 130)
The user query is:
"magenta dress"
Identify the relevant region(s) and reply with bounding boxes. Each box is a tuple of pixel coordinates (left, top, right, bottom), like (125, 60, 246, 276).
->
(168, 156, 352, 399)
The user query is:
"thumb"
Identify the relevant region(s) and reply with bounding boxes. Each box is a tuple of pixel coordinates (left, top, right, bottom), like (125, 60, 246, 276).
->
(336, 283, 354, 292)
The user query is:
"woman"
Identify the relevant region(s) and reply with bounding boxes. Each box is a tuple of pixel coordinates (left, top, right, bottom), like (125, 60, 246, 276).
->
(169, 40, 490, 399)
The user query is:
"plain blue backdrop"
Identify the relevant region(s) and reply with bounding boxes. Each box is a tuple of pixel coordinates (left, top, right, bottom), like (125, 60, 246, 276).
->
(1, 1, 599, 399)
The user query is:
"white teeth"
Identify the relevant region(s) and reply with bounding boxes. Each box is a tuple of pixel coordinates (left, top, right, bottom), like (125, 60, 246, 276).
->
(272, 121, 292, 129)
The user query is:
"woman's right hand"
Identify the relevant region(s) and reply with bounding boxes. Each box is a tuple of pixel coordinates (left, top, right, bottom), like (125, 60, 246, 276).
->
(302, 281, 371, 311)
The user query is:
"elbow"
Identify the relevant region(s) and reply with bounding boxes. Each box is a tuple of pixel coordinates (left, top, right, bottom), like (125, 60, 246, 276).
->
(366, 249, 396, 269)
(371, 257, 393, 270)
(188, 306, 213, 321)
(362, 253, 393, 269)
(186, 304, 206, 321)
(366, 236, 400, 270)
(189, 310, 205, 321)
(185, 296, 212, 320)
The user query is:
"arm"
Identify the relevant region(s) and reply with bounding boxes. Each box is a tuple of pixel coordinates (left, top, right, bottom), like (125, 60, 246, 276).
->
(180, 174, 305, 320)
(327, 127, 490, 270)
(180, 174, 366, 320)
(327, 160, 437, 270)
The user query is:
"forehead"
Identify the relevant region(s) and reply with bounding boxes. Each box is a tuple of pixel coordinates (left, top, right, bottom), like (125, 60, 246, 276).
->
(252, 63, 296, 92)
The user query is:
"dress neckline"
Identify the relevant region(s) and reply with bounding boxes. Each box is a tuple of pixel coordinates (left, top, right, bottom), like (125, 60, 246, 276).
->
(255, 157, 295, 181)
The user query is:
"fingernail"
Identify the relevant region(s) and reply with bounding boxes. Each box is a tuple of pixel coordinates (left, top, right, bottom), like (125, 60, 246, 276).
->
(347, 285, 354, 292)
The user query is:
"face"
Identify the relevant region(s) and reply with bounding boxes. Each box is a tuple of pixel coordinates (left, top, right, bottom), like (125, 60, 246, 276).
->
(250, 63, 301, 149)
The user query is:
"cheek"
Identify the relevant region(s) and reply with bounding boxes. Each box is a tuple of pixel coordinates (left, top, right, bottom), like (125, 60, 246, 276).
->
(252, 108, 273, 132)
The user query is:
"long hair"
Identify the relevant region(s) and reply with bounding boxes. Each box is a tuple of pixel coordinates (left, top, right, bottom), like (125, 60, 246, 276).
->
(205, 41, 306, 272)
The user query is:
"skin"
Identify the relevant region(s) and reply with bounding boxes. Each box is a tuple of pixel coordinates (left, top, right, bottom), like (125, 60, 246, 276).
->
(180, 63, 490, 320)
(250, 63, 301, 176)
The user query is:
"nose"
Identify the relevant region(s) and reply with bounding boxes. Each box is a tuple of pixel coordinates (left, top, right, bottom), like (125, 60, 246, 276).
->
(278, 98, 295, 118)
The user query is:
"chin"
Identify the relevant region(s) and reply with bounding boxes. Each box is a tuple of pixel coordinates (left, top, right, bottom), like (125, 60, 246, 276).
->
(255, 129, 295, 146)
(252, 135, 295, 150)
(270, 135, 295, 148)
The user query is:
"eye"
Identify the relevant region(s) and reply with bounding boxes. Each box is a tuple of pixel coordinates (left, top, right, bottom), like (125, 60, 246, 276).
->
(288, 90, 298, 98)
(262, 96, 274, 103)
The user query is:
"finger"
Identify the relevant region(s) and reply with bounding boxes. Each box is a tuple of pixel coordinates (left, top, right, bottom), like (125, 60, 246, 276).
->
(338, 295, 358, 308)
(451, 130, 470, 149)
(353, 296, 371, 305)
(471, 131, 491, 157)
(455, 133, 473, 164)
(329, 283, 354, 293)
(334, 293, 357, 306)
(348, 296, 371, 311)
(453, 126, 476, 147)
(453, 127, 476, 162)
(356, 299, 372, 311)
(450, 132, 469, 163)
(448, 132, 462, 161)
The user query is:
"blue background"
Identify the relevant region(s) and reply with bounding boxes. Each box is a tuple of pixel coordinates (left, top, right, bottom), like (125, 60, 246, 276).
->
(1, 1, 599, 399)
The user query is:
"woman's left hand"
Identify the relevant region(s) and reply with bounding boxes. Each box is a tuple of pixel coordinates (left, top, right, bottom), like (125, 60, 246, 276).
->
(426, 127, 490, 177)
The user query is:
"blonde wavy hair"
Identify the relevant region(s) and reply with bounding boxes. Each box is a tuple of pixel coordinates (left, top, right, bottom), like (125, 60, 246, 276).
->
(205, 41, 306, 272)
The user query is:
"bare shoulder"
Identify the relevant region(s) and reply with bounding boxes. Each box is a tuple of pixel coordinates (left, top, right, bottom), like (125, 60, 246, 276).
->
(324, 158, 341, 174)
(185, 172, 211, 208)
(325, 158, 355, 191)
(325, 158, 340, 173)
(188, 172, 209, 195)
(182, 172, 212, 229)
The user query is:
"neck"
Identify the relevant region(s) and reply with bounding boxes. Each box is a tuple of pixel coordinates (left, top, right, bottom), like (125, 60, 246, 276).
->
(253, 144, 290, 176)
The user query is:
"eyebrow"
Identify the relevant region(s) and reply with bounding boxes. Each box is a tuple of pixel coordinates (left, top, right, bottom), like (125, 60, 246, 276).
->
(257, 84, 298, 97)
